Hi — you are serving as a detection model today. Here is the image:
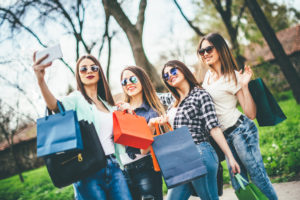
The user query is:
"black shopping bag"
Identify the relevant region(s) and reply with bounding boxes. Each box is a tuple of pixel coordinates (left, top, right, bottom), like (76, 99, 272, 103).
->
(44, 120, 106, 188)
(152, 125, 207, 189)
(249, 78, 286, 126)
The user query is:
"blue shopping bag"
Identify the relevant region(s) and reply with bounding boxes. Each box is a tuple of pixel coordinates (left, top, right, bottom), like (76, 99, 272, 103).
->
(37, 101, 83, 157)
(152, 125, 207, 189)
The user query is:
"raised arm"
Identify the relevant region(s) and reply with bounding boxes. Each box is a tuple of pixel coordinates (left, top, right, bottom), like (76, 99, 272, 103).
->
(32, 52, 57, 111)
(236, 65, 256, 120)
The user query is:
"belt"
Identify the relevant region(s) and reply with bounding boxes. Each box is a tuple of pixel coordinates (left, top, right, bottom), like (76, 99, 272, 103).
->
(105, 154, 116, 160)
(124, 155, 152, 171)
(223, 115, 245, 137)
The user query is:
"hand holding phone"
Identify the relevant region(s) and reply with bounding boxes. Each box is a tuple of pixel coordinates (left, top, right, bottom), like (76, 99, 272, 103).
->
(35, 44, 63, 65)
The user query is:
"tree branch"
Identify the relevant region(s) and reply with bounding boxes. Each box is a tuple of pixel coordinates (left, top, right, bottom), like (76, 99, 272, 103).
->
(136, 0, 147, 36)
(173, 0, 205, 36)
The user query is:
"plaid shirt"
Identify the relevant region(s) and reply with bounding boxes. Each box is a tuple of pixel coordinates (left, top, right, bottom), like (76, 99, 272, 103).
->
(158, 87, 220, 144)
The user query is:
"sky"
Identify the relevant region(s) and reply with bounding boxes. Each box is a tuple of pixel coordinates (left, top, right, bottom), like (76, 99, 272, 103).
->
(0, 0, 299, 120)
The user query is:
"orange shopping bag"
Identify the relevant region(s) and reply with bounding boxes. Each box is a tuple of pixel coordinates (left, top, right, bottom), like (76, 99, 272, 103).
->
(113, 110, 154, 149)
(150, 123, 173, 171)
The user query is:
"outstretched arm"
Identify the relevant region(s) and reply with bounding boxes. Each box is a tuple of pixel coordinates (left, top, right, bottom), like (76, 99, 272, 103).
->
(32, 52, 57, 111)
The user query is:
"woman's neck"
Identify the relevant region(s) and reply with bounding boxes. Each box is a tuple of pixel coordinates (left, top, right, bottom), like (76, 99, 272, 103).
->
(84, 84, 98, 101)
(176, 80, 190, 102)
(211, 60, 222, 77)
(129, 92, 143, 109)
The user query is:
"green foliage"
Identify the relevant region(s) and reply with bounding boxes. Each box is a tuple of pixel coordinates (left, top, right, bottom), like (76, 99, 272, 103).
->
(252, 62, 290, 95)
(0, 167, 74, 200)
(258, 93, 300, 180)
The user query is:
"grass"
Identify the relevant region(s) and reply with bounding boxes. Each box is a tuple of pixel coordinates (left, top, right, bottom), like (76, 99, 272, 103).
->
(0, 167, 74, 200)
(0, 91, 299, 199)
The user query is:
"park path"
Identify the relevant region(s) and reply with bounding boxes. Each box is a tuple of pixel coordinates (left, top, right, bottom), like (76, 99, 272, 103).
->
(164, 181, 300, 199)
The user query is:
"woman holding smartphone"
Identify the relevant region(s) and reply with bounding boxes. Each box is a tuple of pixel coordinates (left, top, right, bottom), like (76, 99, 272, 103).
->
(32, 53, 132, 200)
(116, 66, 165, 200)
(198, 33, 277, 199)
(159, 60, 240, 200)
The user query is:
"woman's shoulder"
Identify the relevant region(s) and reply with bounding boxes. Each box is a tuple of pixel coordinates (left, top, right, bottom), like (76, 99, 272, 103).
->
(191, 87, 210, 96)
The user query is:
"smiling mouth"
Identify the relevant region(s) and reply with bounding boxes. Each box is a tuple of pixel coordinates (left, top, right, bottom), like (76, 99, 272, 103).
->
(127, 86, 136, 91)
(86, 76, 94, 79)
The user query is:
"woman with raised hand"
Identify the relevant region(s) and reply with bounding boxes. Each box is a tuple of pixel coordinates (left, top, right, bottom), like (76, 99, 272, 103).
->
(198, 32, 277, 200)
(116, 66, 165, 200)
(32, 53, 132, 200)
(160, 60, 240, 200)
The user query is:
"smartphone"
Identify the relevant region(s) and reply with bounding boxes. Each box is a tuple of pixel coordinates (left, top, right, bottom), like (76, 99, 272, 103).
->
(35, 44, 63, 65)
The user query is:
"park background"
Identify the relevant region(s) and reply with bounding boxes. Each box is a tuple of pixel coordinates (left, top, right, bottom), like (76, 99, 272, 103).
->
(0, 0, 299, 199)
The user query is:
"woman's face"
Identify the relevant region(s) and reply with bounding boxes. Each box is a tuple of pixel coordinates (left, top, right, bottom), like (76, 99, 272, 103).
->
(78, 58, 100, 86)
(200, 40, 220, 66)
(163, 66, 185, 88)
(121, 70, 142, 98)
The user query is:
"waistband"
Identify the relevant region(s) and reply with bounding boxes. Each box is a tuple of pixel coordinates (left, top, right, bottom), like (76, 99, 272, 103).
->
(223, 115, 245, 137)
(124, 155, 152, 171)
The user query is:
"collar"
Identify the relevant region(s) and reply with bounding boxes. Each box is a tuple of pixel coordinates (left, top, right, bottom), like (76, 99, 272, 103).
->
(135, 101, 150, 111)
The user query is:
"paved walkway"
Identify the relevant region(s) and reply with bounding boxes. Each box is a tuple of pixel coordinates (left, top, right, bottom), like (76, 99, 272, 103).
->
(164, 181, 300, 199)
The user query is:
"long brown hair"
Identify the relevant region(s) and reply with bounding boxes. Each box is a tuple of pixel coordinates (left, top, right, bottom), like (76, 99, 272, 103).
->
(121, 66, 165, 116)
(162, 60, 201, 107)
(197, 33, 239, 84)
(76, 54, 115, 106)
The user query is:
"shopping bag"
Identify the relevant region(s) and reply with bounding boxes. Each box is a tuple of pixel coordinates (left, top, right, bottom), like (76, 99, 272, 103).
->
(37, 101, 83, 157)
(113, 110, 154, 149)
(150, 123, 173, 172)
(249, 78, 286, 126)
(235, 174, 268, 200)
(44, 120, 106, 188)
(151, 125, 207, 189)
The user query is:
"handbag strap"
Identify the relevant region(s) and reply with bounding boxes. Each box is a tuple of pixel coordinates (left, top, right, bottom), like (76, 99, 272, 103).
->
(235, 173, 248, 190)
(154, 122, 173, 136)
(44, 100, 65, 118)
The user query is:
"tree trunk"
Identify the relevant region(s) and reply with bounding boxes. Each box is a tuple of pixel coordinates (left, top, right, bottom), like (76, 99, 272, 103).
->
(245, 0, 300, 104)
(102, 0, 164, 91)
(126, 30, 165, 91)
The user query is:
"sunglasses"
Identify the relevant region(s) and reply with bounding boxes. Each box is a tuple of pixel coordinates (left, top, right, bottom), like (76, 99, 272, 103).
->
(121, 76, 139, 86)
(79, 65, 100, 73)
(163, 67, 178, 81)
(198, 46, 215, 56)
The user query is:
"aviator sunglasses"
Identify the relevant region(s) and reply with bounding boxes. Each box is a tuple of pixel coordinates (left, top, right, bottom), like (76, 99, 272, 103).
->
(198, 46, 215, 56)
(163, 67, 178, 81)
(121, 76, 139, 86)
(79, 65, 100, 73)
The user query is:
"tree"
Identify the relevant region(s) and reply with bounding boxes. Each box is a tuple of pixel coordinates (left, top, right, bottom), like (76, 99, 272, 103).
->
(102, 0, 164, 91)
(0, 0, 109, 75)
(245, 0, 300, 104)
(0, 100, 34, 182)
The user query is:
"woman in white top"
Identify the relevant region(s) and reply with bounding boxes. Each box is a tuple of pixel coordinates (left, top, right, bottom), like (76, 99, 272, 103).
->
(198, 33, 277, 200)
(32, 54, 132, 200)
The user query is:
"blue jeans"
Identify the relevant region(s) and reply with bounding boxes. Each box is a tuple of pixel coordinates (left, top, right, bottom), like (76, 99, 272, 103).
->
(226, 116, 278, 200)
(73, 156, 132, 200)
(166, 142, 219, 200)
(123, 156, 163, 200)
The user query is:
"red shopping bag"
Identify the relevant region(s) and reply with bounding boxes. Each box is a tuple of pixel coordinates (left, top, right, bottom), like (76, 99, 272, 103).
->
(113, 110, 154, 149)
(150, 123, 173, 171)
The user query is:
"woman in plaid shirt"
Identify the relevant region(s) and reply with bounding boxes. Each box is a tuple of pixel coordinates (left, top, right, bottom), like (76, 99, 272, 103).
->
(160, 60, 240, 200)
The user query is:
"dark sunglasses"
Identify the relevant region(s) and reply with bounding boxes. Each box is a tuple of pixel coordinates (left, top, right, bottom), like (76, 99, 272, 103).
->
(163, 67, 178, 81)
(121, 76, 139, 86)
(198, 46, 215, 56)
(79, 65, 100, 73)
